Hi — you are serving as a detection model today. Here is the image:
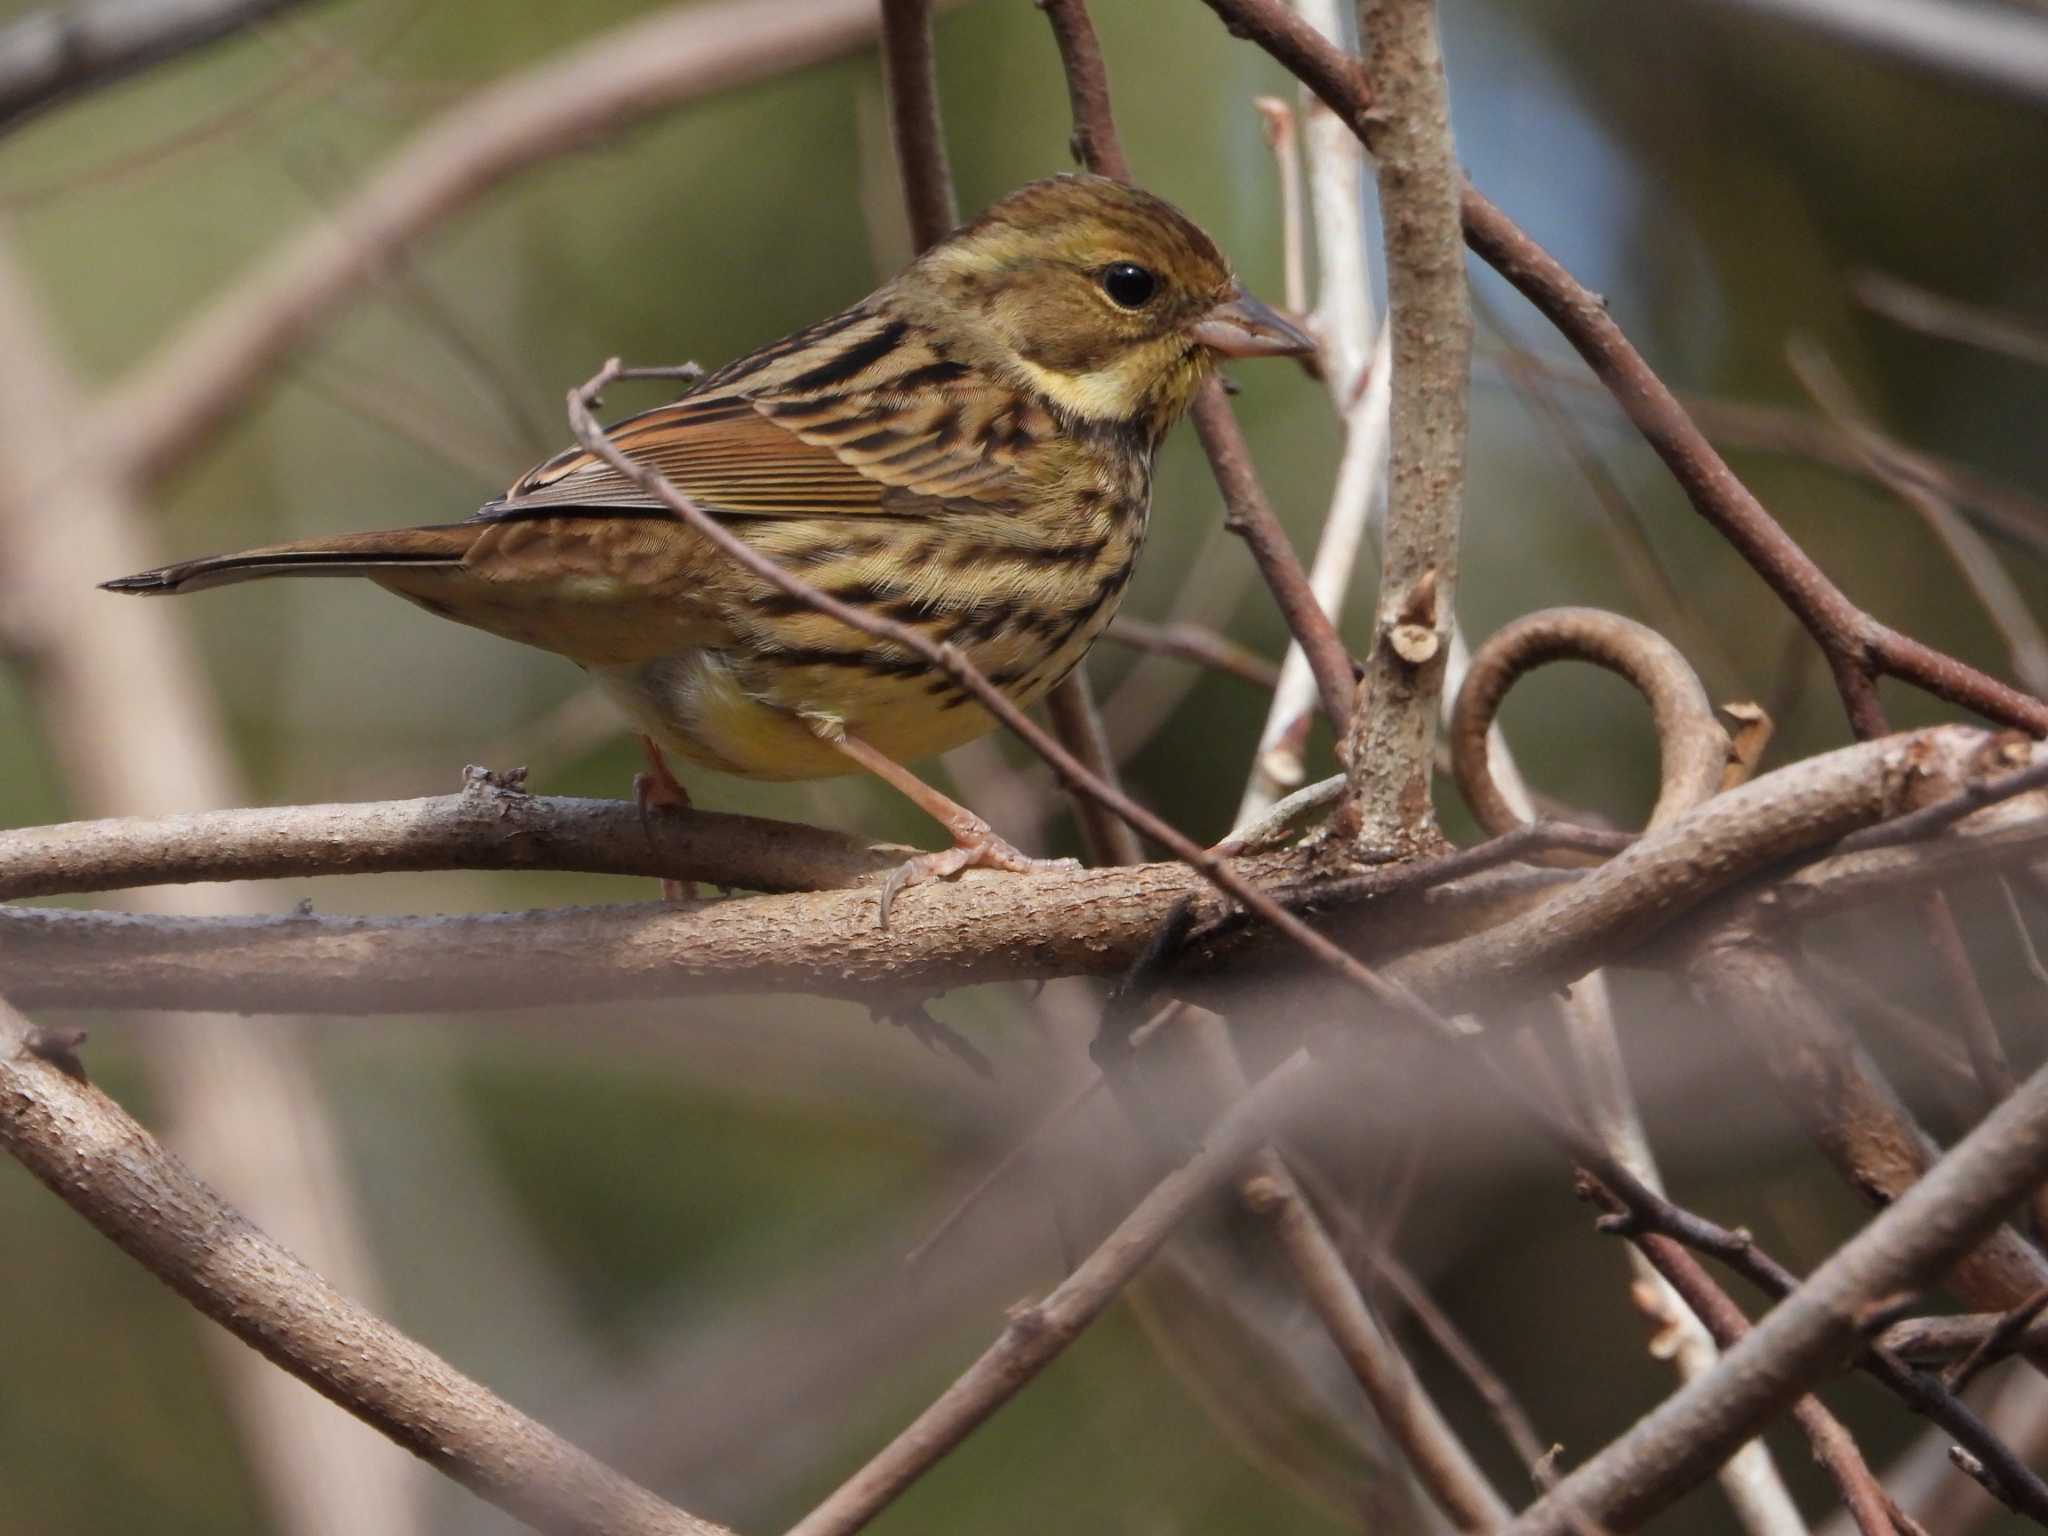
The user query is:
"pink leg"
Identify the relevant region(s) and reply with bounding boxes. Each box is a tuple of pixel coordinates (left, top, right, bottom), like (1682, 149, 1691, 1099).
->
(632, 734, 694, 902)
(816, 725, 1077, 925)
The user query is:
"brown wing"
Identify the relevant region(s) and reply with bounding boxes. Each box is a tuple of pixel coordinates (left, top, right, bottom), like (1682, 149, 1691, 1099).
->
(478, 308, 1055, 522)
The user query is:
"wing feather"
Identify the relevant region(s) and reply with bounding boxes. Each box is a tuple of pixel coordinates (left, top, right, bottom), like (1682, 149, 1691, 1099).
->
(477, 307, 1052, 525)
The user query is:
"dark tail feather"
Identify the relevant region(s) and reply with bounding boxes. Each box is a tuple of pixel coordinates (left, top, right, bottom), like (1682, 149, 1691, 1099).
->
(101, 525, 478, 595)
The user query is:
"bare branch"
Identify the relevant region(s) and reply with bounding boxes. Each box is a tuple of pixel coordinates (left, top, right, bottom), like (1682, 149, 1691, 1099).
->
(1036, 0, 1358, 738)
(1625, 1233, 1904, 1536)
(0, 781, 899, 902)
(1244, 1160, 1511, 1530)
(0, 996, 736, 1536)
(781, 1051, 1324, 1536)
(1686, 0, 2048, 107)
(876, 0, 956, 251)
(0, 0, 317, 135)
(1035, 0, 1131, 181)
(1507, 1057, 2048, 1535)
(1105, 616, 1284, 693)
(14, 726, 2048, 1016)
(1338, 0, 1472, 850)
(1449, 607, 1727, 850)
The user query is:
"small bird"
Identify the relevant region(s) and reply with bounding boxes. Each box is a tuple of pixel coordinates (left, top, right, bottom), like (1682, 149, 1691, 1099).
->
(105, 175, 1312, 909)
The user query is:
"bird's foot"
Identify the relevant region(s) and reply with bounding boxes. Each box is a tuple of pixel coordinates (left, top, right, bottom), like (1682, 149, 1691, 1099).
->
(633, 735, 696, 903)
(877, 813, 1077, 927)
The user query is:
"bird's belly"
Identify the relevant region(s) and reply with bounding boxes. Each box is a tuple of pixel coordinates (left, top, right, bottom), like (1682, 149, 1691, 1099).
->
(590, 550, 1134, 782)
(593, 650, 1008, 781)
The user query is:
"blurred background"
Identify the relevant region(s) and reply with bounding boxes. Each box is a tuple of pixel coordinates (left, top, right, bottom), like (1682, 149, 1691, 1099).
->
(3, 0, 2047, 1532)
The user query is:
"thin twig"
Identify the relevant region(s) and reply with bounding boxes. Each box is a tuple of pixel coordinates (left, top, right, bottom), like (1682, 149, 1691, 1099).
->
(1854, 270, 2048, 372)
(1945, 1284, 2048, 1395)
(782, 1051, 1324, 1536)
(1105, 617, 1284, 693)
(876, 0, 956, 250)
(1243, 1159, 1512, 1531)
(1504, 1059, 2048, 1535)
(1238, 0, 1385, 826)
(1035, 0, 1357, 740)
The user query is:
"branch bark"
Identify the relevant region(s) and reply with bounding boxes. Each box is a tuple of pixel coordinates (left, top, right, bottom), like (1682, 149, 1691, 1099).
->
(0, 782, 899, 902)
(1338, 0, 1472, 851)
(11, 726, 2048, 1015)
(0, 996, 736, 1536)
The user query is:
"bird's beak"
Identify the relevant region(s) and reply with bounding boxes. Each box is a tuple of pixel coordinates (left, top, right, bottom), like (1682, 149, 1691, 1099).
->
(1190, 287, 1316, 358)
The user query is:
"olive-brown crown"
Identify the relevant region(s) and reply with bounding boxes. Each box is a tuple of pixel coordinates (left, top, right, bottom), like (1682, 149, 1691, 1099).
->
(887, 175, 1239, 437)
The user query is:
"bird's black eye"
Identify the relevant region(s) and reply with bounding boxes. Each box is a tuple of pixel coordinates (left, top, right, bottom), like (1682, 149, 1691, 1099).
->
(1100, 262, 1159, 309)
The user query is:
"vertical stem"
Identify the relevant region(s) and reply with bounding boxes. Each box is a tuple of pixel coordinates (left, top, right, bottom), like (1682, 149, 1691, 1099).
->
(1338, 0, 1471, 851)
(876, 0, 957, 248)
(1045, 671, 1146, 865)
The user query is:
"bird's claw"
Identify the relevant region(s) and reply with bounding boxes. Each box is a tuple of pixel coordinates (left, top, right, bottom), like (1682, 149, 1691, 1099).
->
(876, 827, 1077, 927)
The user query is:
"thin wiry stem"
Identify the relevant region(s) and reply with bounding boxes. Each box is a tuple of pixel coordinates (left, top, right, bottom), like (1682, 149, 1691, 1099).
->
(1038, 0, 1358, 738)
(1507, 1060, 2048, 1535)
(876, 0, 956, 250)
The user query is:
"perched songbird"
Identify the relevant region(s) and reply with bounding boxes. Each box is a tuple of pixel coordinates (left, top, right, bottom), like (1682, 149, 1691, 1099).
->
(105, 175, 1312, 908)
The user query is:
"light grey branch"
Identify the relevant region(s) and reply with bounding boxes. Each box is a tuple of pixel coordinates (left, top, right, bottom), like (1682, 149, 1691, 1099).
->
(0, 0, 317, 135)
(1690, 0, 2048, 107)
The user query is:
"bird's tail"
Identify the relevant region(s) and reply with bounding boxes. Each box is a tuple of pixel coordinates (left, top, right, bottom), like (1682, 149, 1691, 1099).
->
(101, 525, 479, 595)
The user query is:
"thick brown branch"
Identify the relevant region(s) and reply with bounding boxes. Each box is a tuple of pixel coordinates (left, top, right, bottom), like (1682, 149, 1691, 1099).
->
(1339, 0, 1472, 850)
(12, 727, 2048, 1016)
(0, 780, 900, 901)
(0, 997, 734, 1536)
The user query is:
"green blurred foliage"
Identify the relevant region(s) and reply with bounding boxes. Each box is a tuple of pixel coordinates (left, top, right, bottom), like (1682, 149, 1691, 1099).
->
(3, 0, 2046, 1531)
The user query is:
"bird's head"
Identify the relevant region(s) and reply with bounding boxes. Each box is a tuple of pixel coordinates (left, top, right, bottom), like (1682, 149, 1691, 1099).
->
(894, 175, 1313, 443)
